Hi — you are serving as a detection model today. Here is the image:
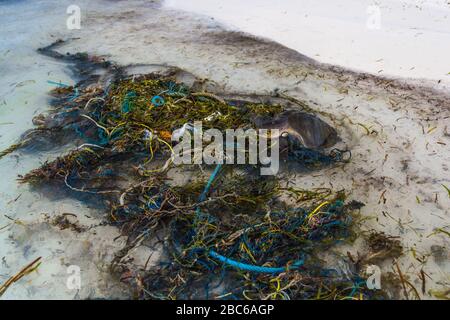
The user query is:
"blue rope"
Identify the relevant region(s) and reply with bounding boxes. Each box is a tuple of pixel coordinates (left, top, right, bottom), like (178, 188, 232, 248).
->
(208, 250, 303, 274)
(47, 80, 70, 87)
(47, 80, 79, 100)
(199, 163, 222, 202)
(151, 95, 165, 107)
(122, 92, 136, 113)
(196, 164, 304, 274)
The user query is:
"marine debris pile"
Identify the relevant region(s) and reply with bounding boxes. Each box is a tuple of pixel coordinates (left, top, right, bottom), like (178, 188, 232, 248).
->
(2, 44, 404, 299)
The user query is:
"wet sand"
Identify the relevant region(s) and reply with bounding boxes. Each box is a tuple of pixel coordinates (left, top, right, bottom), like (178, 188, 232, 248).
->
(0, 0, 449, 299)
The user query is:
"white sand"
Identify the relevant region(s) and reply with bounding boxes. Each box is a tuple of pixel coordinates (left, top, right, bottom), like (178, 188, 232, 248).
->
(165, 0, 450, 90)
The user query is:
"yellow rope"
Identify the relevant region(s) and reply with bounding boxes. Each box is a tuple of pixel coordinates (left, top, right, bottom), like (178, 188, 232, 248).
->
(307, 201, 330, 222)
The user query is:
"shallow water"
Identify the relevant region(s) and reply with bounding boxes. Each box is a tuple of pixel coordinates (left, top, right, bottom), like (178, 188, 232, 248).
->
(0, 0, 129, 299)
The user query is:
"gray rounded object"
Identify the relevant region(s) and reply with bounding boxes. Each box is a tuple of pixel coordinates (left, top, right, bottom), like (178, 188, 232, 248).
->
(254, 110, 339, 149)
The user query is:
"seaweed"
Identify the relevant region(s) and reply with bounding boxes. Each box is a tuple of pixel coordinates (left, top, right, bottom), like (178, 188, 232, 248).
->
(50, 213, 87, 233)
(0, 257, 42, 297)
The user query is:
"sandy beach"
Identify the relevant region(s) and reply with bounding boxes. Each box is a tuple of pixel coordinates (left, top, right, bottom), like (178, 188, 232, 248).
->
(0, 0, 449, 299)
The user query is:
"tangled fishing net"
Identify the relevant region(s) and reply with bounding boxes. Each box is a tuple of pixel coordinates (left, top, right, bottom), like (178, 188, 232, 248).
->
(3, 43, 402, 300)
